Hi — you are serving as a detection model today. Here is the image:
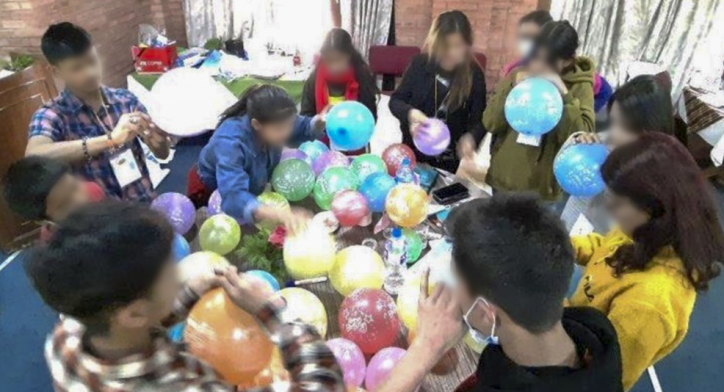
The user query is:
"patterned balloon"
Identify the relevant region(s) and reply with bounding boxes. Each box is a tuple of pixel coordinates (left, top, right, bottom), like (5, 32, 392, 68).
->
(413, 118, 451, 156)
(256, 192, 290, 230)
(382, 143, 417, 176)
(151, 192, 196, 234)
(299, 140, 330, 162)
(326, 338, 366, 387)
(553, 143, 608, 197)
(178, 251, 230, 282)
(330, 246, 385, 296)
(281, 148, 310, 164)
(314, 166, 359, 210)
(350, 154, 387, 184)
(331, 190, 370, 227)
(504, 77, 563, 135)
(402, 228, 424, 263)
(313, 150, 350, 176)
(279, 288, 328, 337)
(199, 214, 241, 255)
(326, 101, 376, 151)
(359, 172, 396, 213)
(365, 347, 408, 391)
(208, 189, 223, 215)
(271, 158, 316, 202)
(339, 288, 401, 355)
(385, 184, 430, 228)
(283, 222, 337, 279)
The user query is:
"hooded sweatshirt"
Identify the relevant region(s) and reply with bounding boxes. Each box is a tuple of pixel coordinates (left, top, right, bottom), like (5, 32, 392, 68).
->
(484, 57, 596, 200)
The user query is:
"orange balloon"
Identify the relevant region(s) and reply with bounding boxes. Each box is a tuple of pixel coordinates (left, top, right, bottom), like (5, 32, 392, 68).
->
(239, 348, 290, 389)
(385, 184, 430, 228)
(185, 288, 274, 385)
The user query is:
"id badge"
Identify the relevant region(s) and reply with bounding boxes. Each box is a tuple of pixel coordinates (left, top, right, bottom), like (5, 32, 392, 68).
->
(516, 132, 542, 147)
(109, 147, 142, 188)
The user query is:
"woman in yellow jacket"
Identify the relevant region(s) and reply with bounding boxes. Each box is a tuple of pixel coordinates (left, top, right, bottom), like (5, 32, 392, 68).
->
(569, 133, 724, 390)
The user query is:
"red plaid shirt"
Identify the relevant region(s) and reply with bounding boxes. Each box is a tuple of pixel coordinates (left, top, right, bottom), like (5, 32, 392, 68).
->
(45, 286, 345, 392)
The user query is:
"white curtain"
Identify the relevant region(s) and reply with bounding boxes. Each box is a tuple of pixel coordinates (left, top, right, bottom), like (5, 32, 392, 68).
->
(340, 0, 393, 59)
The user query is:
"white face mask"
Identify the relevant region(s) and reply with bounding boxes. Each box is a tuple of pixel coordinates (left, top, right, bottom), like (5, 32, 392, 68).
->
(517, 39, 534, 58)
(463, 297, 499, 346)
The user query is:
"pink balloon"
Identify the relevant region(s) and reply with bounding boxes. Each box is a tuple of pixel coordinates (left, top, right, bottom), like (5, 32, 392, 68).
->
(365, 347, 407, 391)
(326, 338, 366, 387)
(413, 118, 451, 156)
(382, 144, 416, 176)
(313, 150, 350, 176)
(339, 288, 401, 355)
(331, 190, 370, 227)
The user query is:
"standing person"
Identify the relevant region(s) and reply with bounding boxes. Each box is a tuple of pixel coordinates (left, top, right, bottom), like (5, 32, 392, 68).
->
(503, 10, 553, 76)
(389, 10, 486, 173)
(570, 133, 724, 390)
(484, 20, 595, 200)
(26, 22, 169, 202)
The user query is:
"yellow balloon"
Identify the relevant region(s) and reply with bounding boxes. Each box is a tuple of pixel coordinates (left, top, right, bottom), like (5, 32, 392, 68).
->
(329, 246, 385, 296)
(279, 287, 328, 337)
(463, 331, 487, 354)
(178, 251, 230, 282)
(283, 223, 337, 280)
(385, 184, 430, 228)
(396, 274, 438, 332)
(256, 192, 290, 231)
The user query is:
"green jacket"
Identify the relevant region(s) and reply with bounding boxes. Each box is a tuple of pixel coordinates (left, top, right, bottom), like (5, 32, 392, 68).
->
(484, 57, 595, 200)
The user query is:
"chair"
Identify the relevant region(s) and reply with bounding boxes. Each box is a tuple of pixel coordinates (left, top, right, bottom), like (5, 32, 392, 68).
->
(368, 45, 421, 94)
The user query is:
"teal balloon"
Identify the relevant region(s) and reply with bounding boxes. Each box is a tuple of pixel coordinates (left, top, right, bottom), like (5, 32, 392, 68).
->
(326, 101, 376, 151)
(172, 233, 191, 262)
(271, 158, 316, 201)
(168, 322, 185, 343)
(246, 270, 281, 292)
(314, 166, 359, 210)
(350, 154, 387, 184)
(299, 140, 330, 162)
(359, 172, 396, 212)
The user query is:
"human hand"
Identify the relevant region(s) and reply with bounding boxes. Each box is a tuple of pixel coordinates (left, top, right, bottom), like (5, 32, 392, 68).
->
(218, 266, 276, 314)
(457, 133, 476, 159)
(574, 132, 601, 144)
(111, 113, 147, 146)
(186, 266, 223, 297)
(415, 269, 465, 356)
(275, 207, 311, 236)
(135, 113, 168, 145)
(408, 109, 428, 136)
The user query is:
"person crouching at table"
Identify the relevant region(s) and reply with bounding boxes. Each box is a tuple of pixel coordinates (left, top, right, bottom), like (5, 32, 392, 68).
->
(188, 85, 325, 233)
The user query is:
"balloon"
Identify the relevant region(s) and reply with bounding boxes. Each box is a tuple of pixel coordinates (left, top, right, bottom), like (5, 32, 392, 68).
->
(208, 189, 223, 215)
(396, 274, 438, 333)
(382, 143, 417, 176)
(314, 166, 359, 210)
(339, 288, 401, 355)
(271, 158, 316, 202)
(365, 347, 408, 391)
(185, 289, 274, 385)
(385, 184, 430, 228)
(199, 214, 241, 255)
(172, 233, 191, 261)
(313, 150, 350, 176)
(413, 118, 451, 156)
(299, 140, 330, 162)
(256, 192, 290, 230)
(359, 172, 396, 213)
(463, 331, 487, 354)
(350, 154, 387, 184)
(326, 101, 376, 151)
(151, 192, 196, 234)
(246, 270, 280, 292)
(281, 148, 310, 164)
(504, 77, 563, 136)
(238, 348, 290, 389)
(553, 143, 608, 197)
(331, 190, 370, 227)
(330, 246, 385, 296)
(178, 251, 231, 282)
(279, 288, 328, 337)
(283, 222, 337, 279)
(402, 229, 424, 263)
(327, 338, 366, 387)
(168, 322, 185, 343)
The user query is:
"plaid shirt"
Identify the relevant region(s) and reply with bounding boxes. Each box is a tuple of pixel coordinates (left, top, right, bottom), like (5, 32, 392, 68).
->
(45, 286, 345, 392)
(29, 87, 155, 202)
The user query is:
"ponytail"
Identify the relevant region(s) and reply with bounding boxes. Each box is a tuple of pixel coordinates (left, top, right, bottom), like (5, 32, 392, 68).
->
(218, 84, 297, 127)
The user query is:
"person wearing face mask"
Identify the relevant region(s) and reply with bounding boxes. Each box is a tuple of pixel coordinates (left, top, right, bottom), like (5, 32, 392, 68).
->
(375, 193, 624, 392)
(389, 10, 487, 173)
(503, 10, 553, 77)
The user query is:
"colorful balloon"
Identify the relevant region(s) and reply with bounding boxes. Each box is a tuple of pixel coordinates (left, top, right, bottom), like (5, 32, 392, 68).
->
(359, 172, 396, 213)
(271, 158, 316, 202)
(208, 189, 223, 215)
(199, 214, 241, 255)
(330, 246, 385, 296)
(178, 251, 230, 282)
(256, 192, 290, 230)
(339, 288, 401, 355)
(326, 101, 376, 151)
(382, 143, 416, 176)
(185, 289, 274, 385)
(314, 166, 359, 210)
(279, 288, 328, 337)
(413, 118, 451, 156)
(385, 184, 430, 228)
(365, 347, 408, 391)
(172, 233, 191, 261)
(283, 222, 337, 279)
(327, 338, 366, 387)
(402, 228, 424, 263)
(553, 143, 608, 197)
(168, 322, 185, 343)
(246, 270, 280, 292)
(331, 190, 370, 227)
(313, 150, 350, 176)
(151, 192, 196, 234)
(504, 77, 563, 136)
(350, 154, 387, 184)
(299, 140, 330, 162)
(281, 148, 310, 164)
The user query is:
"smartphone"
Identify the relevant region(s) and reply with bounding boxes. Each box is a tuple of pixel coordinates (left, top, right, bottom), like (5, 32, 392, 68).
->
(432, 182, 470, 205)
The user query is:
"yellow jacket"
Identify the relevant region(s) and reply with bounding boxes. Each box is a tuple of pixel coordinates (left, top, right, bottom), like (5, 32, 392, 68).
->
(569, 229, 695, 391)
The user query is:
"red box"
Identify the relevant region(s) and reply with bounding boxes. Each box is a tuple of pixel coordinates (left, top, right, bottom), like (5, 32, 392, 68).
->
(132, 45, 178, 74)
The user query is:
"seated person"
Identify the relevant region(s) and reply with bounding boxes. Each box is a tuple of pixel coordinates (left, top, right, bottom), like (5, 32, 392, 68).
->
(570, 133, 724, 390)
(3, 156, 104, 242)
(377, 193, 623, 392)
(26, 201, 345, 391)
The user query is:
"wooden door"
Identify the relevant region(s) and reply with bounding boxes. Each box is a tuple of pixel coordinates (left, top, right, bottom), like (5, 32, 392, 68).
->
(0, 63, 58, 252)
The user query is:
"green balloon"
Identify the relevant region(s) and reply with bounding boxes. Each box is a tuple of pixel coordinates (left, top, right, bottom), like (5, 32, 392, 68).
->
(199, 214, 241, 255)
(271, 158, 315, 202)
(314, 166, 359, 210)
(350, 154, 387, 183)
(403, 228, 425, 264)
(256, 192, 290, 230)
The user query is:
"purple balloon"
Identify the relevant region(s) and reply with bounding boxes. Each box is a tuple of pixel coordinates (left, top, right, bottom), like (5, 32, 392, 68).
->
(312, 150, 349, 176)
(413, 118, 451, 156)
(151, 192, 196, 234)
(208, 190, 222, 215)
(281, 149, 310, 164)
(365, 347, 407, 391)
(326, 338, 366, 387)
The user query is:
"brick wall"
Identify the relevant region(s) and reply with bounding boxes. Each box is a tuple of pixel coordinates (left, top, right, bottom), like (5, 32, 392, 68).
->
(0, 0, 187, 88)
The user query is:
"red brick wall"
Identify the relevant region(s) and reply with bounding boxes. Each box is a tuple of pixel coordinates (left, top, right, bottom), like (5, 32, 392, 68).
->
(0, 0, 187, 88)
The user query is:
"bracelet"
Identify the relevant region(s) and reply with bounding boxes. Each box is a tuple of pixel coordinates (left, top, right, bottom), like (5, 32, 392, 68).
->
(81, 137, 91, 163)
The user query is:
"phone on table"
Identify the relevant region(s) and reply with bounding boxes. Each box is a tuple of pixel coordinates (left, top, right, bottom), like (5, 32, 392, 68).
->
(432, 182, 470, 205)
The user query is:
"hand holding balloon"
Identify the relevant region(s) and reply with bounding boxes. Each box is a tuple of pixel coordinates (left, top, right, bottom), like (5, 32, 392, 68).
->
(408, 109, 428, 136)
(217, 266, 277, 315)
(256, 206, 311, 235)
(415, 269, 465, 355)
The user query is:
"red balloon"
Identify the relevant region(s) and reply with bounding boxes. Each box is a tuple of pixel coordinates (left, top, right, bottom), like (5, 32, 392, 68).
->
(382, 144, 416, 176)
(331, 190, 370, 227)
(339, 288, 401, 355)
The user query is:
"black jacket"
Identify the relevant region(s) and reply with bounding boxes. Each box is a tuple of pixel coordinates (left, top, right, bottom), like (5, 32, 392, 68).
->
(300, 69, 378, 119)
(389, 54, 486, 172)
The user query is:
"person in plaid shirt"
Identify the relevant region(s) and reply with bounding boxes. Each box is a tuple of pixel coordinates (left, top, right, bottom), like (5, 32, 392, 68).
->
(26, 22, 170, 202)
(26, 201, 345, 392)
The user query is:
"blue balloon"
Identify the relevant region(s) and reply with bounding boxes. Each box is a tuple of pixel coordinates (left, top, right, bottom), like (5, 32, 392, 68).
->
(554, 143, 609, 197)
(246, 270, 280, 292)
(172, 233, 191, 262)
(504, 77, 563, 136)
(326, 101, 376, 151)
(299, 140, 329, 163)
(359, 172, 396, 212)
(168, 322, 185, 343)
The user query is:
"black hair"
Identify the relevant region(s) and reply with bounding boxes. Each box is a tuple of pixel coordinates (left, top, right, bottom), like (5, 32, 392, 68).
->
(218, 84, 297, 126)
(3, 156, 70, 220)
(530, 20, 579, 66)
(519, 10, 553, 26)
(607, 75, 680, 141)
(447, 193, 574, 333)
(25, 201, 174, 334)
(41, 22, 93, 65)
(319, 28, 380, 98)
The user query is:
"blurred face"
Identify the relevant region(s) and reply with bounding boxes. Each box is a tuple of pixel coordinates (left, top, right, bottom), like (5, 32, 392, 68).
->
(51, 47, 102, 93)
(45, 174, 90, 222)
(321, 49, 352, 76)
(607, 102, 640, 149)
(436, 32, 469, 71)
(604, 189, 651, 236)
(517, 22, 543, 57)
(527, 47, 573, 75)
(252, 117, 296, 147)
(114, 259, 179, 331)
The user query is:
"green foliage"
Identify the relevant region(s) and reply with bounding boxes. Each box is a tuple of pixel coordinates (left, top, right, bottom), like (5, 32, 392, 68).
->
(233, 228, 289, 285)
(0, 54, 34, 72)
(203, 37, 224, 51)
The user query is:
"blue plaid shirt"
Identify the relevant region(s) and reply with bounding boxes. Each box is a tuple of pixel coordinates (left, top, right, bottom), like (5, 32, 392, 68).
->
(28, 87, 155, 202)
